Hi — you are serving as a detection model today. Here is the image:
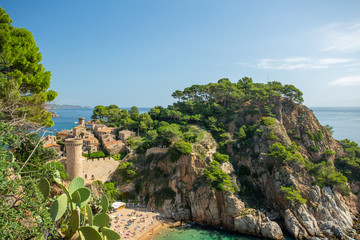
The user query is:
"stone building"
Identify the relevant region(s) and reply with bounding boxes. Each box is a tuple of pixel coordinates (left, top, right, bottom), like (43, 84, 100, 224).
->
(43, 135, 61, 154)
(72, 126, 87, 137)
(118, 130, 136, 140)
(104, 140, 126, 155)
(64, 137, 121, 182)
(94, 125, 117, 138)
(83, 137, 100, 153)
(44, 142, 61, 152)
(43, 135, 57, 145)
(56, 129, 72, 140)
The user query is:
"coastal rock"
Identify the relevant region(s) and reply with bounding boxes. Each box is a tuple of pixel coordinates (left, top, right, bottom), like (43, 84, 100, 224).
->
(143, 152, 284, 239)
(120, 98, 359, 239)
(51, 111, 59, 117)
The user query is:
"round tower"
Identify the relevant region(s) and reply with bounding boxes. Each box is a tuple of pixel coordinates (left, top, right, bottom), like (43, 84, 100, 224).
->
(79, 117, 85, 127)
(65, 138, 83, 180)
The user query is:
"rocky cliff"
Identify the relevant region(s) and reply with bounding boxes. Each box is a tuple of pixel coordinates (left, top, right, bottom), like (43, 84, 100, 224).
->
(113, 99, 360, 239)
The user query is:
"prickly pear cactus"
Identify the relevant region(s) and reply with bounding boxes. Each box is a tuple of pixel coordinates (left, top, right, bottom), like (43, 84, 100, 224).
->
(40, 177, 121, 239)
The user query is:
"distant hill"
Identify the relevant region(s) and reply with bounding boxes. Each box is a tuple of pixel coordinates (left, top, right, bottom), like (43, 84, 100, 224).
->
(46, 104, 93, 110)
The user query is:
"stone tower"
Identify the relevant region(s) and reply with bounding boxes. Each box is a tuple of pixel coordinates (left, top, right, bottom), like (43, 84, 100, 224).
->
(65, 138, 83, 180)
(78, 117, 85, 127)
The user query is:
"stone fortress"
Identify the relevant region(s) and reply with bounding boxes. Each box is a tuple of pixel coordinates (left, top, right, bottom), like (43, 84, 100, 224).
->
(64, 137, 120, 182)
(44, 117, 137, 182)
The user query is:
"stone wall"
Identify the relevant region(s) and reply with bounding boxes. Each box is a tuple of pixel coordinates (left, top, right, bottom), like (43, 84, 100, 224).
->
(82, 157, 120, 183)
(145, 147, 168, 158)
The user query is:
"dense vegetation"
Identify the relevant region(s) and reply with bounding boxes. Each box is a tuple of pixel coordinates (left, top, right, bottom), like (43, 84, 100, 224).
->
(0, 8, 59, 239)
(93, 78, 358, 202)
(0, 8, 121, 239)
(335, 139, 360, 182)
(0, 8, 57, 127)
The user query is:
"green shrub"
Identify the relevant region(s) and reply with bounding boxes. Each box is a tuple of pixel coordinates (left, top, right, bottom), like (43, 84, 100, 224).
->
(324, 124, 334, 135)
(263, 104, 275, 117)
(307, 144, 320, 153)
(266, 131, 277, 140)
(306, 131, 315, 141)
(315, 131, 323, 142)
(335, 139, 360, 182)
(204, 161, 234, 192)
(323, 149, 335, 155)
(94, 181, 122, 202)
(47, 161, 68, 180)
(280, 186, 307, 207)
(111, 152, 127, 160)
(182, 126, 204, 143)
(169, 141, 192, 162)
(84, 151, 106, 159)
(306, 130, 322, 142)
(237, 126, 247, 140)
(261, 117, 276, 126)
(308, 161, 349, 195)
(117, 162, 137, 183)
(104, 182, 122, 202)
(268, 142, 305, 165)
(126, 137, 144, 151)
(213, 152, 229, 164)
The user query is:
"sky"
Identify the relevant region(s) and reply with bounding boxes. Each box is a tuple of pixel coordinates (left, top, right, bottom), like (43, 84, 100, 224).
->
(1, 0, 360, 107)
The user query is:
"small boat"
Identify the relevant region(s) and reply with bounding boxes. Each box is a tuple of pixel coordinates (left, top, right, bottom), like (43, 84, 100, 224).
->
(74, 121, 78, 124)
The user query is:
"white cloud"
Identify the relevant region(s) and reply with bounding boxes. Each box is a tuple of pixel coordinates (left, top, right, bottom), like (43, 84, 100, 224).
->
(256, 57, 353, 70)
(329, 76, 360, 86)
(318, 58, 353, 65)
(321, 22, 360, 52)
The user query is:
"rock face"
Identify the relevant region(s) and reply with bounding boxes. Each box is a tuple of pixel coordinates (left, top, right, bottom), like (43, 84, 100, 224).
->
(115, 99, 359, 239)
(141, 153, 284, 239)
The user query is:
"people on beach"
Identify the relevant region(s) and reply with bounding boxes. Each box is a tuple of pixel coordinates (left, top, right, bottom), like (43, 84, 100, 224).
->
(109, 205, 163, 240)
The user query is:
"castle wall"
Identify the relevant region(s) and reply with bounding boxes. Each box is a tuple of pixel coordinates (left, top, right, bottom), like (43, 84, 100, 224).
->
(65, 138, 83, 180)
(145, 147, 168, 158)
(82, 157, 120, 183)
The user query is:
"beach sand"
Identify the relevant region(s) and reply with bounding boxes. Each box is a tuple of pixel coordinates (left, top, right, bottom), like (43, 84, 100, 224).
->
(108, 207, 171, 240)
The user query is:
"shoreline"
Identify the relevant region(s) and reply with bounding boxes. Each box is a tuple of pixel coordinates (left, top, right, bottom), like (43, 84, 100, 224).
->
(108, 207, 173, 240)
(137, 222, 172, 240)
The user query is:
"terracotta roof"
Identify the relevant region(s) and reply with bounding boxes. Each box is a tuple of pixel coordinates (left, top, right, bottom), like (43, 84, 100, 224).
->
(44, 143, 60, 148)
(119, 130, 135, 133)
(104, 140, 123, 147)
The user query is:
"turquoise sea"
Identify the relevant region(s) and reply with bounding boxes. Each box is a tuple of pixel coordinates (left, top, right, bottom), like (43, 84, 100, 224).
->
(152, 225, 261, 240)
(48, 107, 360, 239)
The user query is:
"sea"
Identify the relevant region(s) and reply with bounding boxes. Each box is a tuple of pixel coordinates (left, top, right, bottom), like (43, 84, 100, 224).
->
(47, 108, 151, 134)
(310, 107, 360, 145)
(48, 107, 360, 239)
(48, 107, 360, 145)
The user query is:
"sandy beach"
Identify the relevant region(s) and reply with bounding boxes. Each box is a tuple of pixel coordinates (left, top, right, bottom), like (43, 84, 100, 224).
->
(109, 207, 171, 240)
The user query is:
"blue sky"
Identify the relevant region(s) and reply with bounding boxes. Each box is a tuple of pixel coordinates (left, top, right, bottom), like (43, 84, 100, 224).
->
(1, 0, 360, 107)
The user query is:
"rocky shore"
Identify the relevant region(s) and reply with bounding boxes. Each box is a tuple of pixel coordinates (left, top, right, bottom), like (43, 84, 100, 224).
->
(114, 99, 360, 239)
